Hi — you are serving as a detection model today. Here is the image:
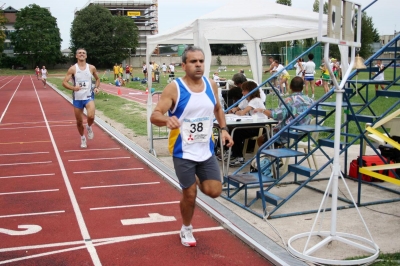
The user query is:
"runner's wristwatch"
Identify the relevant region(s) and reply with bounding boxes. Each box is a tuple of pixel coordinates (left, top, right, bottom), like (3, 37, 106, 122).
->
(221, 126, 229, 133)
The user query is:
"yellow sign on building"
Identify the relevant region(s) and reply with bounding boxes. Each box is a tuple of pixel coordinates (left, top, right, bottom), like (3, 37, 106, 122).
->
(127, 11, 141, 17)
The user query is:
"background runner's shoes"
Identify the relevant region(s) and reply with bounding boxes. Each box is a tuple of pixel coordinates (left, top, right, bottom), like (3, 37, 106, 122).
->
(180, 228, 196, 247)
(86, 125, 94, 139)
(80, 137, 87, 148)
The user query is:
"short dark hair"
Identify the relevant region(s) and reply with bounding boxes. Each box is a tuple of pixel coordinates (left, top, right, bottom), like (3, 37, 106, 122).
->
(227, 86, 243, 103)
(308, 53, 314, 60)
(76, 48, 86, 54)
(181, 46, 204, 63)
(232, 73, 247, 86)
(290, 76, 304, 92)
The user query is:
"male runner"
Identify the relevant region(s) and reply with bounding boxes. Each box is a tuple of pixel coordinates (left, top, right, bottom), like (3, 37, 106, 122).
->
(151, 46, 233, 247)
(62, 48, 100, 148)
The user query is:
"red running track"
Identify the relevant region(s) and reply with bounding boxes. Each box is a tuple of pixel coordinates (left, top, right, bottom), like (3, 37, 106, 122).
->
(0, 76, 272, 265)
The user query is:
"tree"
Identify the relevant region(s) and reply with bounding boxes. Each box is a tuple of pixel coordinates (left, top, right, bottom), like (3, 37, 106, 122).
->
(313, 0, 328, 14)
(357, 11, 379, 58)
(70, 5, 138, 67)
(10, 4, 62, 67)
(276, 0, 291, 5)
(0, 10, 7, 56)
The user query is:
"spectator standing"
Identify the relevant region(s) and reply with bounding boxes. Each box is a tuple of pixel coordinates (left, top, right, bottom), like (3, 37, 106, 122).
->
(373, 59, 385, 91)
(161, 63, 167, 77)
(125, 64, 130, 83)
(303, 53, 316, 99)
(113, 63, 119, 80)
(294, 58, 305, 78)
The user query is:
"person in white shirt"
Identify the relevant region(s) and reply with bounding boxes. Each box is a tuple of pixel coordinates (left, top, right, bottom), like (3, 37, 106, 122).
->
(373, 59, 385, 91)
(228, 81, 266, 166)
(303, 53, 316, 99)
(294, 58, 305, 78)
(271, 60, 290, 95)
(213, 72, 226, 87)
(161, 63, 167, 77)
(41, 66, 48, 88)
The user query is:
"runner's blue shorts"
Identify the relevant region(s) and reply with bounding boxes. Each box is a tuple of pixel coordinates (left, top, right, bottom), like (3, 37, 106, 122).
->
(73, 97, 94, 109)
(304, 76, 314, 81)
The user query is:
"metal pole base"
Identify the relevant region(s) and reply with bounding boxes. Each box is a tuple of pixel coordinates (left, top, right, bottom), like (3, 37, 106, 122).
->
(287, 231, 379, 265)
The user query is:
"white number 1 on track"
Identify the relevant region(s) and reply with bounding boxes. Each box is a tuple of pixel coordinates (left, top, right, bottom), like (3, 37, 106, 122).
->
(121, 213, 176, 225)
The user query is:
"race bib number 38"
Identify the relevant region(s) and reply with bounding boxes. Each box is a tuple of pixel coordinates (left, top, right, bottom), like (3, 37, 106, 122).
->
(181, 116, 211, 144)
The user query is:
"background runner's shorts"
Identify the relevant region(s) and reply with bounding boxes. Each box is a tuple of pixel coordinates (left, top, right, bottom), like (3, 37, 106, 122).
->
(73, 98, 93, 109)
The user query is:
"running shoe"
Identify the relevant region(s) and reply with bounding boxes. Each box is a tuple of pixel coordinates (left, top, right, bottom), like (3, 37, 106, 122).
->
(86, 125, 94, 140)
(229, 157, 245, 166)
(180, 228, 196, 247)
(80, 136, 87, 148)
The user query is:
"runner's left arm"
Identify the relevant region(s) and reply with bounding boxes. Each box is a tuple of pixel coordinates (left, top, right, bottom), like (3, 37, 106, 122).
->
(91, 65, 101, 94)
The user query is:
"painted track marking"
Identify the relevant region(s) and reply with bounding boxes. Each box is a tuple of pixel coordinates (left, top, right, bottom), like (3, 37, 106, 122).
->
(64, 147, 120, 153)
(29, 76, 101, 265)
(68, 156, 130, 162)
(0, 227, 223, 265)
(90, 201, 179, 211)
(73, 168, 143, 174)
(0, 210, 65, 219)
(0, 152, 49, 156)
(81, 182, 159, 189)
(0, 189, 59, 196)
(0, 173, 55, 179)
(0, 161, 52, 167)
(121, 213, 176, 225)
(0, 225, 42, 236)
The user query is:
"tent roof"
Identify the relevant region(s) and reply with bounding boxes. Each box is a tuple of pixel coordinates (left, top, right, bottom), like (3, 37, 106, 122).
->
(147, 0, 327, 45)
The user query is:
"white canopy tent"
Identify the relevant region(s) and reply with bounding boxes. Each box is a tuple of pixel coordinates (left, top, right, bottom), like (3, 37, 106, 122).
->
(146, 0, 327, 84)
(146, 0, 327, 150)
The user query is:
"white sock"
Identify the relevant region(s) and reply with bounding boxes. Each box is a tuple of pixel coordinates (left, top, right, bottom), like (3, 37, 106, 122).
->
(181, 224, 192, 231)
(81, 136, 86, 140)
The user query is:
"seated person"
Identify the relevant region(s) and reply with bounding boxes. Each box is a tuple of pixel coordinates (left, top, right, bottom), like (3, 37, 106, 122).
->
(227, 81, 266, 166)
(213, 72, 226, 87)
(227, 86, 243, 106)
(232, 73, 266, 103)
(255, 76, 314, 147)
(115, 78, 121, 87)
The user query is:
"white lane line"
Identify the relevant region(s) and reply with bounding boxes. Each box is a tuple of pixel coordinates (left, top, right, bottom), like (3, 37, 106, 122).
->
(64, 147, 120, 153)
(30, 77, 101, 265)
(0, 119, 76, 126)
(0, 152, 49, 156)
(81, 182, 159, 189)
(0, 76, 18, 91)
(0, 189, 59, 196)
(0, 227, 224, 265)
(73, 168, 143, 174)
(68, 156, 130, 162)
(0, 210, 65, 219)
(0, 76, 23, 123)
(0, 124, 74, 130)
(90, 201, 179, 211)
(0, 161, 52, 167)
(0, 173, 55, 179)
